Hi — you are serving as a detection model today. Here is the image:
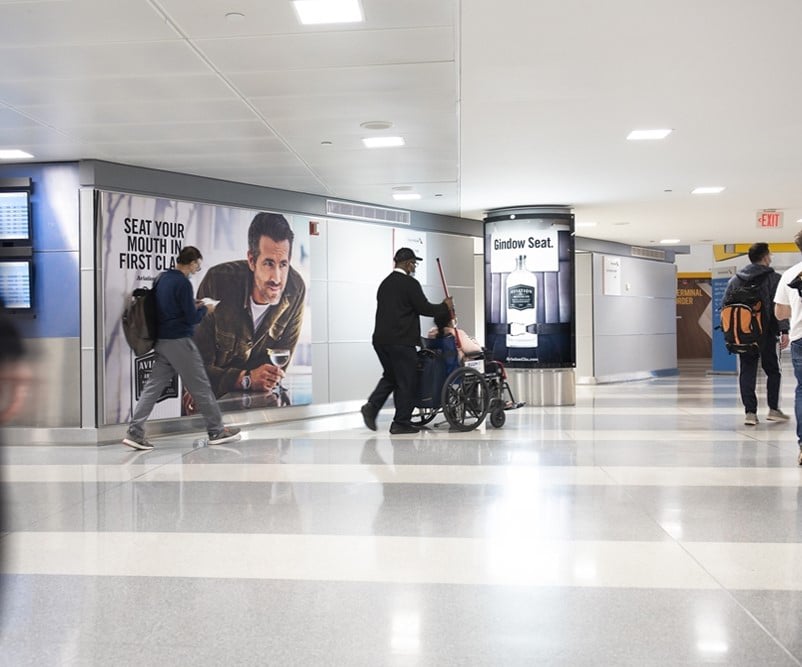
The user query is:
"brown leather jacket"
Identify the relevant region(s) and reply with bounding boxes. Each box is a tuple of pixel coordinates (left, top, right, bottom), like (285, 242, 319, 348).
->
(193, 260, 306, 397)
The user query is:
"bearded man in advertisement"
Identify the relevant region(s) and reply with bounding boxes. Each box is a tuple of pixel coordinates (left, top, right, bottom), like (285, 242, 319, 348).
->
(189, 212, 306, 406)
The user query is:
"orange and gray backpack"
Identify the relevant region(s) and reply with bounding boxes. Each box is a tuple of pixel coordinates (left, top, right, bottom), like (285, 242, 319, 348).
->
(720, 276, 767, 354)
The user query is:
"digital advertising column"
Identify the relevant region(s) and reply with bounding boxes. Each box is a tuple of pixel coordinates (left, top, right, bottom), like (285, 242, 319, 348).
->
(484, 207, 575, 368)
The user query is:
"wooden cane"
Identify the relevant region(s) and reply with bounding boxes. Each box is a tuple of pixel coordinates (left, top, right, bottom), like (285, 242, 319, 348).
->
(436, 257, 462, 348)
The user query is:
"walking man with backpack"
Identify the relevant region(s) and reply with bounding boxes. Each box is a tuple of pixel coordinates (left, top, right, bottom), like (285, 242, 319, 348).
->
(123, 246, 241, 450)
(723, 242, 790, 426)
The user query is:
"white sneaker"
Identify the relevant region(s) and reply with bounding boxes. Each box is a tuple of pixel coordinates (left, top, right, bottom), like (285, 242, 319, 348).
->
(744, 413, 758, 426)
(767, 409, 790, 422)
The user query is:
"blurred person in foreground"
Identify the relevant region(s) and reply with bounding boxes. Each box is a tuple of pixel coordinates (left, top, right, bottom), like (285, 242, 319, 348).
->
(0, 299, 34, 611)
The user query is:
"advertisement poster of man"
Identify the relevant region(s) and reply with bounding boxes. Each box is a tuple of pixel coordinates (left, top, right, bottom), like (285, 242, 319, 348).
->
(99, 192, 311, 426)
(189, 212, 306, 413)
(484, 216, 574, 367)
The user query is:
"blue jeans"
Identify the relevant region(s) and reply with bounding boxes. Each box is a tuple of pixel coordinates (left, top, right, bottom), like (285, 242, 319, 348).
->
(790, 339, 802, 444)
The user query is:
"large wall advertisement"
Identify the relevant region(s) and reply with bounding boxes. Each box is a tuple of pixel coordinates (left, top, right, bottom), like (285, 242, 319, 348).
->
(100, 191, 312, 426)
(484, 214, 574, 368)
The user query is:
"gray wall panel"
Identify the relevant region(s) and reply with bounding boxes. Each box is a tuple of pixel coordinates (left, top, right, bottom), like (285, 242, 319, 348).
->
(328, 282, 375, 342)
(310, 280, 329, 344)
(424, 233, 475, 288)
(588, 253, 677, 381)
(311, 342, 329, 405)
(328, 342, 381, 402)
(327, 220, 393, 285)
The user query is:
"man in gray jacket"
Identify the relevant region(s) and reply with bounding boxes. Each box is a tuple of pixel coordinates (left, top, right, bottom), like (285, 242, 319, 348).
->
(723, 242, 790, 425)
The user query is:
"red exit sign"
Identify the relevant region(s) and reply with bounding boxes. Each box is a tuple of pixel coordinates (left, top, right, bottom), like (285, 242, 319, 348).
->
(757, 210, 783, 228)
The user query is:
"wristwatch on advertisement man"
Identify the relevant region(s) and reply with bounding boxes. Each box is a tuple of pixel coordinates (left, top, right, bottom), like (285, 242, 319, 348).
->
(241, 370, 251, 391)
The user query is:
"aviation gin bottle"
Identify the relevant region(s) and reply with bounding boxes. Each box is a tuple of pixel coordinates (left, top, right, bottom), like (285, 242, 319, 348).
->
(506, 255, 538, 348)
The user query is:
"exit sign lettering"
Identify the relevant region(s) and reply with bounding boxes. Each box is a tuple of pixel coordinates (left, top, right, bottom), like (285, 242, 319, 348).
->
(757, 210, 783, 228)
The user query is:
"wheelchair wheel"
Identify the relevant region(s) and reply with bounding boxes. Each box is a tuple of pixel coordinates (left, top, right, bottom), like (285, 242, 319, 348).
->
(489, 407, 506, 428)
(411, 406, 438, 427)
(441, 367, 489, 431)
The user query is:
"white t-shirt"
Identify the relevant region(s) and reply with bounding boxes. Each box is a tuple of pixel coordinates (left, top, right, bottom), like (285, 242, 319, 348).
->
(250, 299, 271, 330)
(773, 260, 802, 341)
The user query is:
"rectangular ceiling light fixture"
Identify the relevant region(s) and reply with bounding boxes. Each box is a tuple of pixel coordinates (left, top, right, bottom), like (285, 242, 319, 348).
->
(691, 186, 725, 194)
(362, 136, 405, 148)
(0, 149, 34, 160)
(626, 129, 672, 140)
(292, 0, 363, 25)
(392, 193, 421, 201)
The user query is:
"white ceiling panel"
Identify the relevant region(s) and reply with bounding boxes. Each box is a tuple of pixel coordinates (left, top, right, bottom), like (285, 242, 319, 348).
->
(0, 42, 207, 80)
(68, 120, 271, 144)
(229, 62, 455, 98)
(158, 0, 455, 37)
(15, 99, 258, 127)
(0, 74, 237, 108)
(249, 91, 455, 120)
(94, 137, 289, 161)
(0, 0, 175, 45)
(196, 27, 453, 73)
(266, 113, 457, 145)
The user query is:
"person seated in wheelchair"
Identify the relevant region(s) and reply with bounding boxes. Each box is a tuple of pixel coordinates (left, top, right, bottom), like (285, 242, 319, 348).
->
(425, 311, 483, 374)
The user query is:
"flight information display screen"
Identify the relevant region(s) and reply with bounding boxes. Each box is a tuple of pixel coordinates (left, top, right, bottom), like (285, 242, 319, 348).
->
(0, 260, 32, 310)
(0, 191, 31, 241)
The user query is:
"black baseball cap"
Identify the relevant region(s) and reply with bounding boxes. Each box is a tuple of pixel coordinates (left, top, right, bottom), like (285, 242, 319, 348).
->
(394, 247, 423, 262)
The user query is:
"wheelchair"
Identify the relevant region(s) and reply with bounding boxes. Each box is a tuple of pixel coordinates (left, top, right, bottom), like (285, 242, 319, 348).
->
(411, 335, 524, 431)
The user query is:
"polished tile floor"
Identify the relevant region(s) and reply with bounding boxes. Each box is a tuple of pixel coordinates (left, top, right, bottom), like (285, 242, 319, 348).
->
(2, 361, 802, 665)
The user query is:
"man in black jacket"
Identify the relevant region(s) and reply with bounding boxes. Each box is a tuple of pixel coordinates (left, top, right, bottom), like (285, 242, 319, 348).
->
(362, 248, 453, 434)
(723, 242, 790, 425)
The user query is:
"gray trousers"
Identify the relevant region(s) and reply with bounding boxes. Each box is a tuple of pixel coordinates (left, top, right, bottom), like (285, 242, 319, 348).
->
(129, 337, 224, 436)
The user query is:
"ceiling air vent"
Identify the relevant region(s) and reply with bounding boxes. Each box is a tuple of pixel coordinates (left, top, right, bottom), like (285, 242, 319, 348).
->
(326, 200, 410, 225)
(631, 246, 666, 261)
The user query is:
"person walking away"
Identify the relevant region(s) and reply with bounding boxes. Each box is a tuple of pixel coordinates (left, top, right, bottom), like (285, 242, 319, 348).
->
(361, 248, 453, 435)
(123, 246, 241, 450)
(722, 242, 789, 426)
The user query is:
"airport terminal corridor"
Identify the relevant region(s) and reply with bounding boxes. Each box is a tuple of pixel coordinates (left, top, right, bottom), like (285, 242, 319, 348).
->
(2, 362, 802, 665)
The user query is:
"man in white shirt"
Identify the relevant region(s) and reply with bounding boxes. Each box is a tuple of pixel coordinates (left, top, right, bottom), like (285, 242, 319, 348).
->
(772, 230, 802, 466)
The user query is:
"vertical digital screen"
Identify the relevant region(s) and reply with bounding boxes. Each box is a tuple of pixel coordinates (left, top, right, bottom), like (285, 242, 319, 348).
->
(0, 260, 32, 310)
(0, 191, 31, 241)
(484, 215, 575, 368)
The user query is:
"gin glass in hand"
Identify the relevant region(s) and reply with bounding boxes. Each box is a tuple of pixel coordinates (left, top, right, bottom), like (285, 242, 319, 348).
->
(267, 348, 291, 406)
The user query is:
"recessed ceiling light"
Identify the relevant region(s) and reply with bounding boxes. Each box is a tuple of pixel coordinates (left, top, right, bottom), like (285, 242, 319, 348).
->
(627, 129, 673, 140)
(320, 140, 332, 146)
(360, 120, 392, 130)
(692, 186, 725, 194)
(797, 218, 802, 224)
(613, 221, 630, 226)
(392, 193, 421, 201)
(660, 239, 680, 244)
(0, 149, 33, 160)
(434, 193, 443, 197)
(292, 0, 363, 25)
(225, 12, 245, 22)
(575, 222, 597, 227)
(362, 136, 404, 148)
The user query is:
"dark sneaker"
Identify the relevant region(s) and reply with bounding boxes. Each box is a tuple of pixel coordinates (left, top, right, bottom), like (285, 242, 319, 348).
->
(798, 445, 802, 467)
(361, 404, 377, 431)
(389, 422, 420, 435)
(122, 432, 154, 450)
(767, 409, 790, 422)
(208, 426, 241, 445)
